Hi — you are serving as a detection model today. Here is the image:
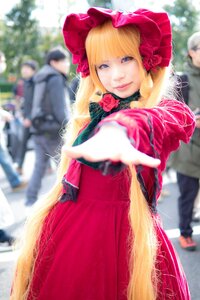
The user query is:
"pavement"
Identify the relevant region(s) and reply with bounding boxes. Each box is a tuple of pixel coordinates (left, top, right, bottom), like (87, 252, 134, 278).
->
(0, 153, 200, 300)
(0, 150, 56, 300)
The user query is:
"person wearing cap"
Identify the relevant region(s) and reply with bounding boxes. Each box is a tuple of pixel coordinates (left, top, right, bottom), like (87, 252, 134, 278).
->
(171, 31, 200, 251)
(11, 8, 194, 300)
(15, 60, 38, 175)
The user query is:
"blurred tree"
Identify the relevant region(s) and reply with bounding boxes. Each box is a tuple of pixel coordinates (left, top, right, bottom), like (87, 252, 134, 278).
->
(1, 0, 40, 75)
(36, 28, 65, 63)
(164, 0, 199, 71)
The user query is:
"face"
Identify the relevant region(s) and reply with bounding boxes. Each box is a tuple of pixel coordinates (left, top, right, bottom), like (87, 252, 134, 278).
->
(96, 55, 141, 98)
(50, 58, 70, 75)
(21, 65, 35, 79)
(189, 44, 200, 68)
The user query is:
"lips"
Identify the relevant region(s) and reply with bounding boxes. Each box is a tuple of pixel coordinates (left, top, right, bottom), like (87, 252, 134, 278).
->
(115, 82, 131, 90)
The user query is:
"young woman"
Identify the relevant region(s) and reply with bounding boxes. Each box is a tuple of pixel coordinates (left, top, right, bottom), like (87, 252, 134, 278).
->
(11, 8, 194, 300)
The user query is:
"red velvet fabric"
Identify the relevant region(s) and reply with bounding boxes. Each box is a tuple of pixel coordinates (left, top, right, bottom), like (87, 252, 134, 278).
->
(63, 8, 172, 77)
(27, 99, 194, 299)
(99, 99, 195, 201)
(27, 166, 190, 300)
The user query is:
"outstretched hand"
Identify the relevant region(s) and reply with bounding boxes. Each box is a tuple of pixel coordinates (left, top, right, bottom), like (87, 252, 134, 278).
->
(63, 124, 160, 168)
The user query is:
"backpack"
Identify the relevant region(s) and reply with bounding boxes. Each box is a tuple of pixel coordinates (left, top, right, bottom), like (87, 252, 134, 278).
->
(31, 75, 61, 135)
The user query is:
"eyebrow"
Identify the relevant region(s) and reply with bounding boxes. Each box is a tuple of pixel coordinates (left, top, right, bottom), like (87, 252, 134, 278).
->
(98, 60, 109, 64)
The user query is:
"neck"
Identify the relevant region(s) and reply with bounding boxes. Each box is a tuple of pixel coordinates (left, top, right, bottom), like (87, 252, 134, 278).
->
(105, 90, 141, 102)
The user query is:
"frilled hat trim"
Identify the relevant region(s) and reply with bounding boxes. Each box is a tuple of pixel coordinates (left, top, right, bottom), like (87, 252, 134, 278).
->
(63, 7, 172, 77)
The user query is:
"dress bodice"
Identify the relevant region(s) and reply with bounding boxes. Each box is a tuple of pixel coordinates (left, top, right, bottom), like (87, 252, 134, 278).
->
(78, 165, 131, 203)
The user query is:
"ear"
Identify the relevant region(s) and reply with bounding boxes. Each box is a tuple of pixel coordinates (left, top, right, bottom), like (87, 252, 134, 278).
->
(188, 49, 195, 58)
(49, 60, 57, 68)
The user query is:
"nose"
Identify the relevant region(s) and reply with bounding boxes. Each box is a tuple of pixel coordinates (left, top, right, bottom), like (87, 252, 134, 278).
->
(112, 65, 125, 81)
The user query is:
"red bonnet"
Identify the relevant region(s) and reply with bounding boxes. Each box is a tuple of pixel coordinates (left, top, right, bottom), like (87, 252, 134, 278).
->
(63, 7, 172, 77)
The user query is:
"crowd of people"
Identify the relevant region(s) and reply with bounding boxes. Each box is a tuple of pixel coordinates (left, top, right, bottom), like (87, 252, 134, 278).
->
(0, 5, 200, 300)
(0, 47, 73, 249)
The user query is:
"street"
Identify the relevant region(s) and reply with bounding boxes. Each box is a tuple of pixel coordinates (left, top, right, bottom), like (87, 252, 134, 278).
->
(0, 151, 200, 300)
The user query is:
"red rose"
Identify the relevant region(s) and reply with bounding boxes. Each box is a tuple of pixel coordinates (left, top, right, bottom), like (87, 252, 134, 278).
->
(99, 94, 119, 112)
(143, 54, 162, 72)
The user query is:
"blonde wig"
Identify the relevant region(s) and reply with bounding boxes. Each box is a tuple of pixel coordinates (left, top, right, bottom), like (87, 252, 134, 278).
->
(11, 21, 170, 300)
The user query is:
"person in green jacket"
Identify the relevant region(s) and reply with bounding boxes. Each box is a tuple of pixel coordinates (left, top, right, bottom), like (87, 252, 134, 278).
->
(172, 32, 200, 251)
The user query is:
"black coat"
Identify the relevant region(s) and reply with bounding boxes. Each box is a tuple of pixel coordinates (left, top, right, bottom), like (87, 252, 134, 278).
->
(31, 65, 71, 136)
(22, 77, 35, 119)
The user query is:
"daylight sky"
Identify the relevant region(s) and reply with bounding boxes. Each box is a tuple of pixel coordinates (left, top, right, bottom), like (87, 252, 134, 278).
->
(0, 0, 198, 28)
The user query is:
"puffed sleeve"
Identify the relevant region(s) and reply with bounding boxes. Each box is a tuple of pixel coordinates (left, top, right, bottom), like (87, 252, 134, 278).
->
(98, 99, 195, 210)
(98, 99, 195, 170)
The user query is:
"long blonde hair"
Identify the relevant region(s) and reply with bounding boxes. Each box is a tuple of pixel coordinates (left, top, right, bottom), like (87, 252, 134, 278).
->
(11, 21, 170, 300)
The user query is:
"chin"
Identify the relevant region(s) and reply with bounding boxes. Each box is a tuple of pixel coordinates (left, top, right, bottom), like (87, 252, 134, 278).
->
(115, 90, 137, 99)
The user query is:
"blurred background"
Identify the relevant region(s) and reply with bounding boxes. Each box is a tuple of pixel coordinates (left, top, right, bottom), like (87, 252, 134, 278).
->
(0, 0, 200, 107)
(0, 1, 200, 300)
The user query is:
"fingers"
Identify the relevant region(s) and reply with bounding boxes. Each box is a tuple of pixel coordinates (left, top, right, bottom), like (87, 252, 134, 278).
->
(121, 151, 160, 167)
(62, 145, 87, 159)
(63, 144, 161, 168)
(121, 150, 160, 167)
(63, 145, 108, 162)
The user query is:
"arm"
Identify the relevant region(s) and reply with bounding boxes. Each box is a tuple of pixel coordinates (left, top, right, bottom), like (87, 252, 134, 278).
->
(64, 122, 160, 168)
(23, 81, 34, 118)
(0, 108, 13, 122)
(64, 99, 195, 170)
(23, 80, 34, 127)
(99, 99, 195, 169)
(104, 99, 193, 145)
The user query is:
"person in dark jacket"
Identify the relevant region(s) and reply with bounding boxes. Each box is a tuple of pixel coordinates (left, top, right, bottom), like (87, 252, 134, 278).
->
(16, 60, 38, 175)
(171, 32, 200, 251)
(25, 47, 71, 208)
(0, 52, 26, 251)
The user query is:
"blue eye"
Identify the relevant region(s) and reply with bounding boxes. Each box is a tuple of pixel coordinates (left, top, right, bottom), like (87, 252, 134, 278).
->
(97, 63, 109, 70)
(121, 56, 133, 63)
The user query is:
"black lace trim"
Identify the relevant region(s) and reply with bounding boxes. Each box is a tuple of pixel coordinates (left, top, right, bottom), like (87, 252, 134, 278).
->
(60, 178, 79, 202)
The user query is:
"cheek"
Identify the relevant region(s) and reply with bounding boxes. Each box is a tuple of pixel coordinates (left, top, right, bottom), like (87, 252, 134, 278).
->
(131, 66, 141, 83)
(97, 72, 110, 87)
(130, 63, 139, 75)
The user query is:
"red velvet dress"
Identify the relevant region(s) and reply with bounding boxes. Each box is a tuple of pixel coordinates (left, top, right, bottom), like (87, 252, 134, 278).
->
(27, 100, 194, 300)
